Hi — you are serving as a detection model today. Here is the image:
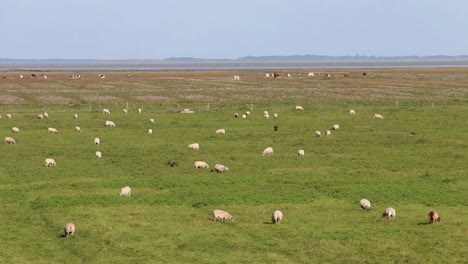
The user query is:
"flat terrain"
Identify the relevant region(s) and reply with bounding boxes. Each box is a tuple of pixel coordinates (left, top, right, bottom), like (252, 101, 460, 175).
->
(0, 69, 467, 263)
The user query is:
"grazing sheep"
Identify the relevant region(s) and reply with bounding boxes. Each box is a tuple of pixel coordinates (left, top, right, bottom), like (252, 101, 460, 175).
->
(273, 113, 278, 118)
(74, 113, 78, 119)
(272, 210, 283, 224)
(188, 143, 200, 150)
(138, 108, 142, 114)
(194, 161, 209, 169)
(264, 114, 270, 119)
(119, 186, 131, 197)
(234, 113, 239, 118)
(96, 151, 102, 158)
(295, 106, 304, 111)
(149, 118, 155, 124)
(315, 131, 321, 137)
(12, 127, 19, 133)
(105, 120, 115, 127)
(48, 127, 58, 133)
(75, 126, 81, 133)
(263, 147, 273, 156)
(7, 113, 12, 119)
(359, 199, 372, 211)
(350, 109, 356, 115)
(213, 209, 234, 223)
(382, 207, 396, 220)
(123, 109, 128, 114)
(216, 128, 225, 134)
(326, 130, 331, 136)
(94, 138, 100, 145)
(214, 164, 229, 173)
(102, 109, 110, 114)
(242, 114, 247, 119)
(332, 124, 340, 130)
(428, 211, 441, 223)
(298, 149, 305, 156)
(374, 114, 384, 120)
(38, 114, 44, 119)
(45, 158, 56, 167)
(43, 112, 49, 118)
(4, 136, 16, 144)
(263, 110, 269, 116)
(148, 129, 153, 135)
(64, 223, 75, 237)
(245, 111, 251, 116)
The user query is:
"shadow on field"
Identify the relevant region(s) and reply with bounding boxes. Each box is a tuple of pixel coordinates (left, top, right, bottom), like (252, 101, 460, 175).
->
(417, 222, 432, 226)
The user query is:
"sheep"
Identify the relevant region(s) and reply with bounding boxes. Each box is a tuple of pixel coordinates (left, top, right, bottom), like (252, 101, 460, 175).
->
(98, 74, 106, 79)
(12, 127, 19, 133)
(332, 124, 340, 130)
(295, 106, 304, 111)
(382, 207, 396, 220)
(245, 111, 251, 116)
(43, 112, 49, 118)
(74, 113, 78, 119)
(264, 114, 270, 119)
(359, 199, 372, 211)
(214, 164, 229, 173)
(138, 108, 142, 114)
(119, 186, 131, 197)
(350, 109, 356, 115)
(213, 209, 234, 223)
(48, 127, 58, 133)
(96, 151, 102, 158)
(428, 211, 441, 223)
(75, 126, 81, 132)
(234, 113, 239, 118)
(263, 147, 273, 156)
(273, 113, 278, 118)
(216, 129, 225, 134)
(298, 149, 305, 156)
(94, 138, 100, 145)
(148, 129, 153, 135)
(315, 131, 321, 138)
(374, 114, 384, 120)
(263, 110, 269, 116)
(242, 114, 247, 119)
(105, 120, 115, 127)
(64, 223, 75, 237)
(123, 109, 128, 114)
(4, 136, 16, 144)
(149, 118, 155, 124)
(7, 113, 12, 119)
(38, 114, 44, 119)
(272, 210, 283, 224)
(194, 161, 209, 169)
(326, 130, 331, 136)
(45, 158, 56, 167)
(188, 143, 199, 150)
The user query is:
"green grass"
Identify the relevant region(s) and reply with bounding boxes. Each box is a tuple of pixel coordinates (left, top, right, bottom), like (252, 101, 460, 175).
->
(0, 70, 467, 263)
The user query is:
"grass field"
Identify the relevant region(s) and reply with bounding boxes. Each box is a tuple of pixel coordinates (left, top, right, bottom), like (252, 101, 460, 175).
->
(0, 69, 467, 263)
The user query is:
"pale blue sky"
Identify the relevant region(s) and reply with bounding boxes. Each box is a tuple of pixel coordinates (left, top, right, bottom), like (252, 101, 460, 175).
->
(1, 0, 467, 59)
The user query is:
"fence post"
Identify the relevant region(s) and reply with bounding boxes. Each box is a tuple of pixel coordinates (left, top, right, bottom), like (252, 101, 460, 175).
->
(396, 101, 399, 109)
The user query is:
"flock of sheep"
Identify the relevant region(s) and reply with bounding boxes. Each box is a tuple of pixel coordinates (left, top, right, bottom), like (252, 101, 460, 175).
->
(1, 104, 441, 238)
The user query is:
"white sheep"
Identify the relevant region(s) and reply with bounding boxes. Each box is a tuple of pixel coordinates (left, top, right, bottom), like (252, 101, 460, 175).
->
(148, 129, 153, 135)
(245, 111, 251, 116)
(263, 147, 273, 156)
(194, 161, 209, 169)
(213, 209, 234, 223)
(123, 109, 128, 114)
(96, 151, 102, 158)
(48, 127, 58, 133)
(105, 120, 115, 127)
(64, 223, 75, 237)
(263, 110, 269, 116)
(43, 112, 49, 118)
(102, 108, 110, 114)
(75, 126, 81, 133)
(332, 124, 340, 130)
(295, 106, 304, 111)
(38, 114, 44, 119)
(4, 136, 16, 144)
(264, 114, 270, 119)
(45, 158, 56, 167)
(7, 113, 12, 119)
(215, 128, 225, 134)
(315, 131, 321, 137)
(382, 207, 396, 220)
(12, 127, 20, 133)
(272, 210, 283, 224)
(326, 130, 331, 136)
(273, 113, 278, 118)
(298, 149, 305, 156)
(359, 199, 372, 211)
(119, 186, 131, 197)
(74, 113, 78, 119)
(188, 143, 199, 150)
(350, 109, 356, 115)
(214, 164, 229, 173)
(234, 113, 239, 118)
(94, 138, 100, 145)
(149, 118, 155, 124)
(242, 114, 247, 119)
(374, 114, 384, 120)
(138, 108, 142, 114)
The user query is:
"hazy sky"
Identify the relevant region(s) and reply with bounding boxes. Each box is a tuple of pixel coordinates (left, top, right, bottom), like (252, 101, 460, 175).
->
(1, 0, 467, 59)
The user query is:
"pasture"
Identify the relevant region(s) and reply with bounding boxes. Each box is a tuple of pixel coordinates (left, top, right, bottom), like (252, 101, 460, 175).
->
(0, 69, 467, 263)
